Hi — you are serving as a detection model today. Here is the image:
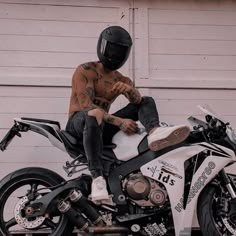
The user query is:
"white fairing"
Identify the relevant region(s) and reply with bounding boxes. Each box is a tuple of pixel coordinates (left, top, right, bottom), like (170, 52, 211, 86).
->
(141, 143, 236, 235)
(112, 122, 147, 161)
(14, 118, 67, 152)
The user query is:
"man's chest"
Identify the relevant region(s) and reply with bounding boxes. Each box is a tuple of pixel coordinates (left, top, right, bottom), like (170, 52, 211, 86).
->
(93, 76, 119, 101)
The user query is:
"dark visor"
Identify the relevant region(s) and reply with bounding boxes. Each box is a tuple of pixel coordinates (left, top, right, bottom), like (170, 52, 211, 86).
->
(104, 42, 129, 61)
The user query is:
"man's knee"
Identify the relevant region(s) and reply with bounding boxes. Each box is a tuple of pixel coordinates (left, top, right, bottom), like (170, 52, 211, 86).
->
(88, 108, 104, 125)
(141, 96, 155, 104)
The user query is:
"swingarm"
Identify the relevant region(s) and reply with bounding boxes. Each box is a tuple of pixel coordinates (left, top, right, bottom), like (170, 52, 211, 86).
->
(25, 175, 92, 218)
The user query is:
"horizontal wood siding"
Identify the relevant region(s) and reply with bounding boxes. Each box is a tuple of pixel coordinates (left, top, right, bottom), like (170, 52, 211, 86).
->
(135, 0, 236, 89)
(0, 0, 131, 86)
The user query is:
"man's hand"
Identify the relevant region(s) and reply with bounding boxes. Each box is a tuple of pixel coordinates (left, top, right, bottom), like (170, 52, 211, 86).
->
(112, 81, 142, 104)
(112, 82, 132, 95)
(119, 118, 138, 134)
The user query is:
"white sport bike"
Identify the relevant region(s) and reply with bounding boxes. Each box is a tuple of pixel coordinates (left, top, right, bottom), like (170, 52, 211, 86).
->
(0, 105, 236, 236)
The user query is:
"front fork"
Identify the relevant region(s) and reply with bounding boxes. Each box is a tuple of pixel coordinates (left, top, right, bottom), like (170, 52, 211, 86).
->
(219, 169, 236, 198)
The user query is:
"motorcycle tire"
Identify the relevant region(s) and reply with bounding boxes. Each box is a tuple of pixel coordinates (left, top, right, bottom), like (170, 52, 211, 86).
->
(197, 183, 236, 236)
(0, 167, 74, 236)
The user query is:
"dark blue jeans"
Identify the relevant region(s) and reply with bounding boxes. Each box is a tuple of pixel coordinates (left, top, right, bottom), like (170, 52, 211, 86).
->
(66, 96, 159, 176)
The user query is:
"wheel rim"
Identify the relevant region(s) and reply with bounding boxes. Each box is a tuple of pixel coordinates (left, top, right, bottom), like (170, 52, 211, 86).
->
(0, 178, 67, 235)
(211, 189, 236, 235)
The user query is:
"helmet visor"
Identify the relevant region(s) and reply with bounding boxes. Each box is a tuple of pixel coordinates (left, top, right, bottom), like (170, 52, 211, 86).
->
(101, 38, 130, 59)
(104, 41, 130, 61)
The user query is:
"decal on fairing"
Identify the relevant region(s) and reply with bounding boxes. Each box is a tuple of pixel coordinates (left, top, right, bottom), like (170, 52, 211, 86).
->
(147, 166, 176, 186)
(175, 161, 216, 212)
(148, 160, 183, 184)
(158, 160, 183, 179)
(142, 222, 167, 236)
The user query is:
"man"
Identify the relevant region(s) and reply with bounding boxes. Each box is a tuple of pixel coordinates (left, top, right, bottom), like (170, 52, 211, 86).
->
(66, 26, 190, 202)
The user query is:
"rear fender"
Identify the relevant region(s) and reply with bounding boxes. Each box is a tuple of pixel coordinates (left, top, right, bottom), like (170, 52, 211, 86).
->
(0, 121, 29, 151)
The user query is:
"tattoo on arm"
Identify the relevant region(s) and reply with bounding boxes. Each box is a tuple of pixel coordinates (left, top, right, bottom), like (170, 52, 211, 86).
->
(125, 88, 142, 104)
(103, 113, 121, 126)
(86, 87, 95, 101)
(75, 96, 79, 104)
(106, 116, 115, 124)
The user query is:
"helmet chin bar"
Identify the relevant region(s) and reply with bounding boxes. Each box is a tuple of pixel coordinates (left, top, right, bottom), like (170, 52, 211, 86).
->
(101, 59, 124, 71)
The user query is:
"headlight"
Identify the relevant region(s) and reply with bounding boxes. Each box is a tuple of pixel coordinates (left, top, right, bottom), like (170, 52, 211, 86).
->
(227, 126, 236, 144)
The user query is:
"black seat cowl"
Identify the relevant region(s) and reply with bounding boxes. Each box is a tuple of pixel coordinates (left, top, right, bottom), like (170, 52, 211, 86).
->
(60, 130, 78, 145)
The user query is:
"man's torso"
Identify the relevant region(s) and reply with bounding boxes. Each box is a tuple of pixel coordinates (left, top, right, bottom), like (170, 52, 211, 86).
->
(69, 61, 130, 116)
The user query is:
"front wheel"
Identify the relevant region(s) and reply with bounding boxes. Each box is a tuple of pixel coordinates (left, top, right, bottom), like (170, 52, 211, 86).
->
(0, 167, 74, 236)
(197, 176, 236, 236)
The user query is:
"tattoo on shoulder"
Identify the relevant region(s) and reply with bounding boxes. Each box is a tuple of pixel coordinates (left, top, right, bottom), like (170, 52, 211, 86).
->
(81, 63, 91, 70)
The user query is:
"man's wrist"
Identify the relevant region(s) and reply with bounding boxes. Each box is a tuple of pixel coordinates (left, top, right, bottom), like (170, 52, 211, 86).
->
(103, 113, 122, 126)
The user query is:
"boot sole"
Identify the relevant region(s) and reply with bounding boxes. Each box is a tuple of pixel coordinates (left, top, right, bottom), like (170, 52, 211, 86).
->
(149, 126, 190, 152)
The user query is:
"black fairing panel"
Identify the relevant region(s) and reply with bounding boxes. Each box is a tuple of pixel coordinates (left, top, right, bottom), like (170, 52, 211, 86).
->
(138, 135, 149, 154)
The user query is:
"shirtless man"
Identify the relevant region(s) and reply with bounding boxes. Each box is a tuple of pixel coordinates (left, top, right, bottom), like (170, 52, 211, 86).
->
(66, 26, 190, 201)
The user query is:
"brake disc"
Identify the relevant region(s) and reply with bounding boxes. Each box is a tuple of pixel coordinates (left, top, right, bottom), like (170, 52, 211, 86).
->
(14, 196, 45, 229)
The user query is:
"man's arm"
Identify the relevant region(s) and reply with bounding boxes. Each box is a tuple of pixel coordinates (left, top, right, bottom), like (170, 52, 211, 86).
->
(113, 72, 142, 104)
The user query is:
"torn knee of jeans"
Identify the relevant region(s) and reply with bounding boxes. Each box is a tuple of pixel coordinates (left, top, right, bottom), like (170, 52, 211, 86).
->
(84, 115, 104, 129)
(88, 108, 104, 125)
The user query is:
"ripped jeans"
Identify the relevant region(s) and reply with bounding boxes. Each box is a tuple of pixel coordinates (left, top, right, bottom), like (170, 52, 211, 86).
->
(65, 96, 160, 176)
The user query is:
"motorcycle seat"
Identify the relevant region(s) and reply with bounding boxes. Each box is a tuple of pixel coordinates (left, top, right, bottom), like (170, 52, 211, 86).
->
(59, 130, 117, 149)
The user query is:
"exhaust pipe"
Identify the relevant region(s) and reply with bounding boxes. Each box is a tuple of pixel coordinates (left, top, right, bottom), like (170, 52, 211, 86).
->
(58, 200, 89, 232)
(70, 189, 104, 226)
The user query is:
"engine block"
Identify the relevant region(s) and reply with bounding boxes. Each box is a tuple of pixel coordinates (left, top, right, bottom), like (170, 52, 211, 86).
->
(122, 172, 168, 207)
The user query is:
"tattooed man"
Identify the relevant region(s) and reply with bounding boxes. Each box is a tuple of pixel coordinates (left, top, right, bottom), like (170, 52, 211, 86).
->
(66, 26, 190, 202)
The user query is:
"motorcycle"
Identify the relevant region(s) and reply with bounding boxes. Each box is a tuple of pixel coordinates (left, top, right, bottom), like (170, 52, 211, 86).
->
(0, 105, 236, 236)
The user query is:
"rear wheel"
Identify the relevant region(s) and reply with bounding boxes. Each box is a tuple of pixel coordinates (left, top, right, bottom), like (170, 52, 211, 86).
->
(0, 167, 74, 236)
(197, 178, 236, 236)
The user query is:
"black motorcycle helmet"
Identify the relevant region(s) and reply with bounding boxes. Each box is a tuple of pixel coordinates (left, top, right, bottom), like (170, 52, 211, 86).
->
(97, 26, 133, 71)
